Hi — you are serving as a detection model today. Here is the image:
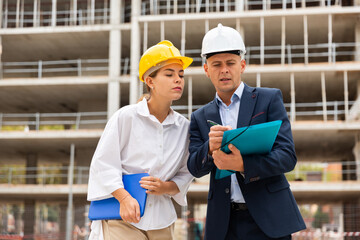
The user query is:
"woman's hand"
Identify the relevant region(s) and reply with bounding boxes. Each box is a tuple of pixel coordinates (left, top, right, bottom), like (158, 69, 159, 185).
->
(119, 195, 141, 223)
(140, 176, 179, 196)
(112, 188, 140, 223)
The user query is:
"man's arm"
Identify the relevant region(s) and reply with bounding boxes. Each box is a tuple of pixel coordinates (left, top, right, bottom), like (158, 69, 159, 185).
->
(187, 112, 215, 178)
(242, 89, 297, 183)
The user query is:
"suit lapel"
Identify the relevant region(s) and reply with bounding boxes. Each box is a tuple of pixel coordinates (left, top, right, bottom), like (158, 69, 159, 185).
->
(237, 84, 257, 128)
(204, 99, 222, 128)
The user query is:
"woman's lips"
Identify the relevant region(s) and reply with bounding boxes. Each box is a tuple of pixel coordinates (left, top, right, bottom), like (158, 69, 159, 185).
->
(173, 87, 182, 91)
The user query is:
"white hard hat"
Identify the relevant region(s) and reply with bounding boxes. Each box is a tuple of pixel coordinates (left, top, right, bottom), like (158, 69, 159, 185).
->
(201, 23, 246, 58)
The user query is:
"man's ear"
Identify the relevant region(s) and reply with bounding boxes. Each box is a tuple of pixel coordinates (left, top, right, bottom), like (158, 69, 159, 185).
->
(240, 59, 246, 74)
(204, 63, 210, 78)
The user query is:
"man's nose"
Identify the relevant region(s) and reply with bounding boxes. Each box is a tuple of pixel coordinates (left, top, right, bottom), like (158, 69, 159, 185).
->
(221, 66, 229, 74)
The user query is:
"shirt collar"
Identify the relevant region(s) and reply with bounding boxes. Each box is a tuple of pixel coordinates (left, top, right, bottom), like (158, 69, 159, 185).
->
(215, 81, 245, 106)
(136, 98, 180, 126)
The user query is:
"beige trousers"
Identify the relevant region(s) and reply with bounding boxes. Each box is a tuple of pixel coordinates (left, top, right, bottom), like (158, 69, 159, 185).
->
(102, 220, 175, 240)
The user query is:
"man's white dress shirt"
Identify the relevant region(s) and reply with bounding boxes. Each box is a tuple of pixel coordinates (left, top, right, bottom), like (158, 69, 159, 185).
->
(215, 82, 245, 203)
(88, 98, 193, 239)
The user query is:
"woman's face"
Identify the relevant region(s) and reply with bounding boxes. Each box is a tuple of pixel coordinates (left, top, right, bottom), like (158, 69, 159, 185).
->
(148, 63, 185, 101)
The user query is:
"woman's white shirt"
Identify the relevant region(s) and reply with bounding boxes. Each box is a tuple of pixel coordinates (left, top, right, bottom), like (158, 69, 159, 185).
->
(87, 98, 193, 234)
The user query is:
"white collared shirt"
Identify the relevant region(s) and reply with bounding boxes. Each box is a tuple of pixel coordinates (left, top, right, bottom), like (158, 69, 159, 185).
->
(215, 82, 246, 203)
(88, 98, 193, 235)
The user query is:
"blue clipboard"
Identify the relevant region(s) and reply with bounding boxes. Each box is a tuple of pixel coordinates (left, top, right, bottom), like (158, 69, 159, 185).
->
(88, 173, 149, 220)
(215, 120, 282, 179)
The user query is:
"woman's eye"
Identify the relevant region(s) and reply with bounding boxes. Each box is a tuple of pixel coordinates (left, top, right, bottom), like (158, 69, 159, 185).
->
(166, 74, 173, 77)
(179, 75, 184, 78)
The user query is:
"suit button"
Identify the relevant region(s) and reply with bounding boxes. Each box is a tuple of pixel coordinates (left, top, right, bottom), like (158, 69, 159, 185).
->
(225, 188, 230, 194)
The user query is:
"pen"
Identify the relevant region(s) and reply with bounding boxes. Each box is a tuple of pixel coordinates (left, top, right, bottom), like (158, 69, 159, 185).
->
(207, 120, 221, 126)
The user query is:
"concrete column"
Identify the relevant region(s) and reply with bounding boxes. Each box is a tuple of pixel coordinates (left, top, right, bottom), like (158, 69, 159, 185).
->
(260, 17, 265, 65)
(344, 71, 349, 121)
(181, 20, 186, 55)
(51, 0, 57, 27)
(143, 21, 148, 53)
(355, 21, 360, 61)
(303, 15, 308, 65)
(290, 73, 296, 122)
(108, 30, 121, 118)
(235, 0, 244, 11)
(160, 21, 165, 41)
(0, 0, 3, 28)
(281, 16, 286, 65)
(16, 0, 20, 28)
(24, 200, 35, 240)
(256, 73, 261, 87)
(188, 77, 193, 120)
(65, 144, 75, 240)
(130, 0, 141, 105)
(321, 72, 327, 121)
(71, 0, 77, 25)
(328, 14, 333, 63)
(33, 0, 37, 27)
(107, 0, 121, 118)
(354, 137, 360, 180)
(0, 36, 3, 79)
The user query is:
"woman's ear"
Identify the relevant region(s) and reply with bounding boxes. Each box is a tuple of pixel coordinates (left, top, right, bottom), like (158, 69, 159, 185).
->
(145, 76, 155, 90)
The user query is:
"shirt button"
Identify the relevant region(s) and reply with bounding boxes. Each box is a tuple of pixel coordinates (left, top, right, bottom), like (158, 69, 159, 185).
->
(225, 188, 230, 194)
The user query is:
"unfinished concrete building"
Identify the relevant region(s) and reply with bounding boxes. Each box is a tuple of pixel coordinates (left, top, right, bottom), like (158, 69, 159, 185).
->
(0, 0, 359, 239)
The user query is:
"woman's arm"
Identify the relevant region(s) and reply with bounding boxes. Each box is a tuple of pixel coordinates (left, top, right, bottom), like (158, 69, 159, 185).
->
(139, 176, 180, 196)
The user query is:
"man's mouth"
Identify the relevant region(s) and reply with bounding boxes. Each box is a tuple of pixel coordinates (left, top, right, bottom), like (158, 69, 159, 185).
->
(220, 78, 231, 81)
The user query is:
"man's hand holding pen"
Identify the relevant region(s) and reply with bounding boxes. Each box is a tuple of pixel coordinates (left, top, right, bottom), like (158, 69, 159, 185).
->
(208, 124, 245, 172)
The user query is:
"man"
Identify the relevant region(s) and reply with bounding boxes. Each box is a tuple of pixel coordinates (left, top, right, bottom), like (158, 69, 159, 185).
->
(187, 24, 306, 240)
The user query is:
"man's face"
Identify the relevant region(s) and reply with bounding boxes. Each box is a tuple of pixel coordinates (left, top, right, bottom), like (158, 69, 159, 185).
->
(204, 53, 246, 95)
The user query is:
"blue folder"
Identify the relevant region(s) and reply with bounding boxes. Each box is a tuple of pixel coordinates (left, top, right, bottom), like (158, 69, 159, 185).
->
(88, 172, 149, 220)
(215, 120, 282, 179)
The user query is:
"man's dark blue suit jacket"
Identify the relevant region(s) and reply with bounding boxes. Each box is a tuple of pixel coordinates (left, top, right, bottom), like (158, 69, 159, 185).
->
(187, 83, 306, 240)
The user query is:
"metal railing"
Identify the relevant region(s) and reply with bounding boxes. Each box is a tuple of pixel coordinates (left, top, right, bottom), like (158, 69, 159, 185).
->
(2, 8, 110, 28)
(0, 160, 358, 185)
(1, 58, 130, 79)
(0, 112, 107, 131)
(0, 42, 356, 79)
(0, 100, 355, 131)
(284, 100, 355, 122)
(186, 42, 360, 66)
(173, 100, 354, 120)
(286, 161, 360, 181)
(140, 0, 344, 15)
(0, 166, 90, 185)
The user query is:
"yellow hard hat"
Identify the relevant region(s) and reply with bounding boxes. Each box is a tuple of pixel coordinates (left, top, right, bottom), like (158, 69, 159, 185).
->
(139, 40, 193, 82)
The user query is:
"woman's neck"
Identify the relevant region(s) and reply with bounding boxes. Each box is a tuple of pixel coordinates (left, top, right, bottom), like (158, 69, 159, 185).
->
(147, 96, 172, 123)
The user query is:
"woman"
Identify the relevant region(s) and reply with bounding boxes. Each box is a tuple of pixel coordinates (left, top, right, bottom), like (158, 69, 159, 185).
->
(87, 40, 194, 240)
